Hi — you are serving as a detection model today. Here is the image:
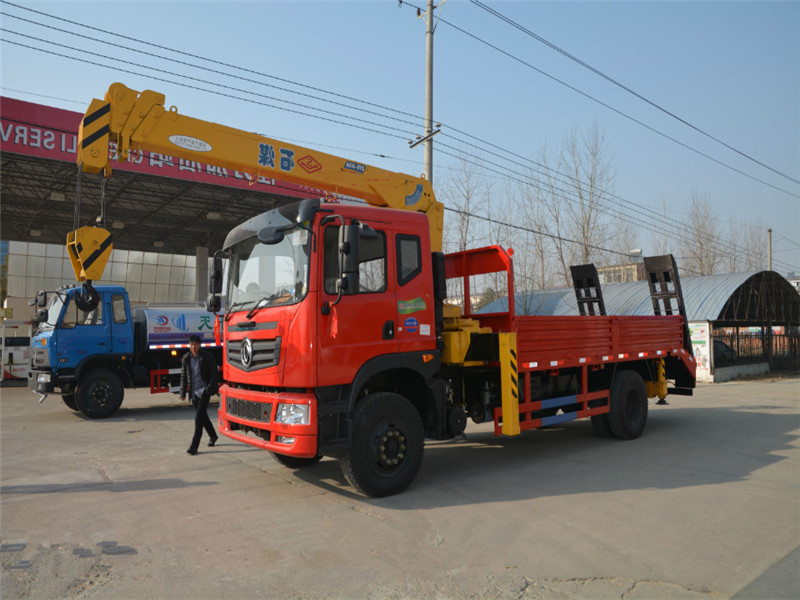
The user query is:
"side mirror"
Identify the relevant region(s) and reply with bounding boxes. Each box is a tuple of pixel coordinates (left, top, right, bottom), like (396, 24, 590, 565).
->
(205, 294, 221, 313)
(36, 290, 48, 308)
(358, 222, 378, 239)
(296, 198, 320, 226)
(257, 226, 285, 245)
(209, 256, 223, 295)
(337, 222, 360, 295)
(35, 308, 48, 323)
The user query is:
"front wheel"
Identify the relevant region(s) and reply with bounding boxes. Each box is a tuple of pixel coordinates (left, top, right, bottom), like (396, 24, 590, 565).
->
(62, 394, 79, 411)
(340, 392, 424, 497)
(269, 452, 322, 469)
(608, 370, 648, 440)
(76, 369, 124, 418)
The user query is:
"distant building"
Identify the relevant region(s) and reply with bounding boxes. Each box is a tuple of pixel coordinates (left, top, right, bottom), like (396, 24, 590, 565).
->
(786, 273, 800, 294)
(596, 262, 644, 284)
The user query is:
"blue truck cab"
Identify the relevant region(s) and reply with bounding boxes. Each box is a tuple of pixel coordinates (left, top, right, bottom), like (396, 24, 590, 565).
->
(29, 285, 219, 418)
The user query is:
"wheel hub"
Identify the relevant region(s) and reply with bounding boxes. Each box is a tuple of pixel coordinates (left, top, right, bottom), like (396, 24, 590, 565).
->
(91, 384, 111, 407)
(377, 428, 406, 468)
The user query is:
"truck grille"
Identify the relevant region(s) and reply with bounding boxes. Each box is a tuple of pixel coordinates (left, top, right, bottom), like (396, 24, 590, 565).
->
(31, 348, 49, 368)
(226, 397, 271, 423)
(227, 337, 281, 371)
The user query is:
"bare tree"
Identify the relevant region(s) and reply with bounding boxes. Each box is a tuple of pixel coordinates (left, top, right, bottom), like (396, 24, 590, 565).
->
(684, 191, 722, 275)
(562, 124, 616, 266)
(727, 220, 767, 272)
(440, 155, 491, 253)
(438, 156, 492, 310)
(517, 123, 619, 286)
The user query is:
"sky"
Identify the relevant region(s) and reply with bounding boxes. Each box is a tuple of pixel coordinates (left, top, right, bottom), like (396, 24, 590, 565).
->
(1, 0, 798, 274)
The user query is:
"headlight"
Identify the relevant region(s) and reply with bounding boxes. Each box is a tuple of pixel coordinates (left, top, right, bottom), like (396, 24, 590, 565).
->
(275, 403, 309, 425)
(37, 373, 51, 383)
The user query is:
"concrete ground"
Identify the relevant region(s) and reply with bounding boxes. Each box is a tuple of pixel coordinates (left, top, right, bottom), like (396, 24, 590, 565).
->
(1, 376, 798, 599)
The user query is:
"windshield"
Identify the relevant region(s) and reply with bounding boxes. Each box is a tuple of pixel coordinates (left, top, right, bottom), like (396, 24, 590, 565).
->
(36, 292, 66, 332)
(226, 226, 311, 315)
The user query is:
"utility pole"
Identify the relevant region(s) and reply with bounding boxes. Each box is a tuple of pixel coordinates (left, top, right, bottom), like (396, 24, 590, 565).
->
(408, 0, 441, 180)
(424, 0, 434, 183)
(767, 227, 772, 270)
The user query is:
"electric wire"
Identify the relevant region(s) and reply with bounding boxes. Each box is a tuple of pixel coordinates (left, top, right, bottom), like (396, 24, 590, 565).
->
(398, 1, 799, 200)
(469, 0, 800, 187)
(0, 33, 415, 141)
(1, 2, 796, 272)
(2, 33, 793, 273)
(1, 2, 793, 270)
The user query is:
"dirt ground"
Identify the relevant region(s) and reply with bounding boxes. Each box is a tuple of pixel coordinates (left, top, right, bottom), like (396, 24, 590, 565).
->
(1, 377, 798, 599)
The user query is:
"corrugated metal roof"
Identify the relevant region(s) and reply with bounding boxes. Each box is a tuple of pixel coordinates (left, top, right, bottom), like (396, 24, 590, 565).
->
(481, 271, 764, 321)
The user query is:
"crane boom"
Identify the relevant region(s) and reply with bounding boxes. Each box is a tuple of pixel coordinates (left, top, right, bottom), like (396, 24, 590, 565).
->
(77, 83, 444, 251)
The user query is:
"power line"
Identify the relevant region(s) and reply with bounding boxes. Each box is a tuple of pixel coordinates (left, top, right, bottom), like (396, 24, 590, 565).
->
(468, 0, 799, 187)
(0, 33, 415, 141)
(0, 2, 424, 125)
(2, 3, 795, 272)
(2, 0, 794, 268)
(2, 36, 792, 273)
(397, 1, 800, 200)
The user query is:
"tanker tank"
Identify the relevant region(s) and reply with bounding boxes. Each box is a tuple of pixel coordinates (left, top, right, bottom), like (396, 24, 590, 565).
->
(132, 305, 217, 355)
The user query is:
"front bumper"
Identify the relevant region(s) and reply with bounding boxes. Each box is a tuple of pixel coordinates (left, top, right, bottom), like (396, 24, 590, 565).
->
(28, 370, 57, 394)
(219, 386, 318, 457)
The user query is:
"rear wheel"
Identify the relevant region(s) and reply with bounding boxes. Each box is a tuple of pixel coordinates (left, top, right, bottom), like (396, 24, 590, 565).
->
(269, 452, 322, 469)
(608, 370, 648, 440)
(76, 369, 124, 419)
(591, 413, 612, 437)
(340, 392, 424, 497)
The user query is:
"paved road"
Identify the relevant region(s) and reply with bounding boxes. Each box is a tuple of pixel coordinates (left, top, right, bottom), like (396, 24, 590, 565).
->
(1, 377, 798, 599)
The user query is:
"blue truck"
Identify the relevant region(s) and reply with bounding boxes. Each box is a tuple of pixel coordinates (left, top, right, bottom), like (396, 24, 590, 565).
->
(28, 284, 221, 418)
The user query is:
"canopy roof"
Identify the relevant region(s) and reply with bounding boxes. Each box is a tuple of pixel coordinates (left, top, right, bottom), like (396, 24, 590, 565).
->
(482, 271, 800, 326)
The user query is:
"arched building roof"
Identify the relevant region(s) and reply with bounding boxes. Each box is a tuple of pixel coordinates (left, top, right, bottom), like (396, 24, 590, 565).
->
(482, 271, 800, 326)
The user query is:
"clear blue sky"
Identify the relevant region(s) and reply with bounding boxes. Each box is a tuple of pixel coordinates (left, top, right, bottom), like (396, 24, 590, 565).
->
(2, 0, 798, 273)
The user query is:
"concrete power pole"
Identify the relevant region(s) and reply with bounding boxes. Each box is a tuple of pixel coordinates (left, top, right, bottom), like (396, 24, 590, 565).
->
(768, 227, 772, 271)
(424, 0, 434, 183)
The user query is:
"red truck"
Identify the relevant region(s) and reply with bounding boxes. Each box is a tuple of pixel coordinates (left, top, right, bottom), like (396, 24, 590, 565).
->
(75, 83, 696, 496)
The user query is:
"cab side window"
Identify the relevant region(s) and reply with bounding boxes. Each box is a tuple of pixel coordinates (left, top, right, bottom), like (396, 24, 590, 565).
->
(396, 234, 422, 286)
(323, 226, 387, 295)
(111, 294, 127, 324)
(60, 296, 103, 329)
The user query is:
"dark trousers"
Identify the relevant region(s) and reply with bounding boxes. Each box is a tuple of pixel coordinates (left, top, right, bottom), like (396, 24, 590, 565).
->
(190, 393, 217, 450)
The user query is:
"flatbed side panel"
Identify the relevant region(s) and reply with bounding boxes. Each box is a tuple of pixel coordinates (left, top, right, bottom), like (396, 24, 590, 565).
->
(514, 314, 685, 369)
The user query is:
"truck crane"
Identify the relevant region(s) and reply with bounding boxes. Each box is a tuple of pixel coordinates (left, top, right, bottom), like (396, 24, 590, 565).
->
(71, 82, 696, 496)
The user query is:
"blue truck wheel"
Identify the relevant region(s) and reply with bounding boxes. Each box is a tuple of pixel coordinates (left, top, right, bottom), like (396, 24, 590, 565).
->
(76, 369, 124, 418)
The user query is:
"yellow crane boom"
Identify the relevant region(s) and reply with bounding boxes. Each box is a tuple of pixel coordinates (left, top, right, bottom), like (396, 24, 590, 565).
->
(77, 82, 443, 249)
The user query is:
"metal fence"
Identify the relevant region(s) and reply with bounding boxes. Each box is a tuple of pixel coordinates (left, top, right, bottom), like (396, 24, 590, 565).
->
(712, 331, 800, 371)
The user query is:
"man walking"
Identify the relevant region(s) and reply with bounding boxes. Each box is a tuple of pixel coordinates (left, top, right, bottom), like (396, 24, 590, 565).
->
(180, 334, 219, 455)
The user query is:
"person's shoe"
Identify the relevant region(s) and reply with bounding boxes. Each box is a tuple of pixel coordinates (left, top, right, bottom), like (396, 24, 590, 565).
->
(186, 447, 198, 455)
(208, 437, 218, 447)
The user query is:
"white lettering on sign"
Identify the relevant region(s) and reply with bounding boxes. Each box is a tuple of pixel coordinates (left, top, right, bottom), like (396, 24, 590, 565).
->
(1, 120, 75, 154)
(61, 133, 77, 153)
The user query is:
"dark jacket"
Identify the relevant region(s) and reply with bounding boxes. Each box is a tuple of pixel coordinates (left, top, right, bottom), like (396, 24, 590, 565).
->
(179, 348, 219, 400)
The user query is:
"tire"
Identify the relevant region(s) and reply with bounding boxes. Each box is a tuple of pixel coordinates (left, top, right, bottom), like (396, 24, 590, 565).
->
(61, 393, 79, 411)
(269, 452, 322, 469)
(340, 392, 424, 498)
(607, 370, 648, 440)
(591, 413, 612, 437)
(75, 369, 124, 419)
(74, 286, 100, 312)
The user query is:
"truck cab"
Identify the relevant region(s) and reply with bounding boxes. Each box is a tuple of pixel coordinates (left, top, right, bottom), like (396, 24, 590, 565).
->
(29, 285, 134, 415)
(29, 285, 220, 418)
(215, 199, 447, 494)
